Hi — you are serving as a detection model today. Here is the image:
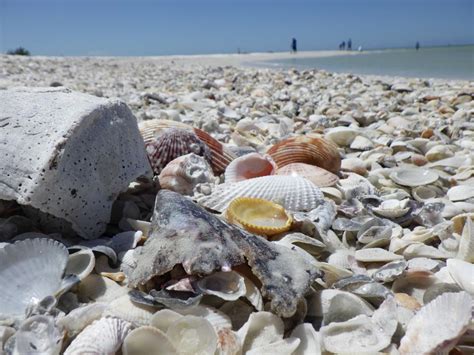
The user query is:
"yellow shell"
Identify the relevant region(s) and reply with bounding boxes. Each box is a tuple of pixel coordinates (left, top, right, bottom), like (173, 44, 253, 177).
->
(225, 197, 293, 236)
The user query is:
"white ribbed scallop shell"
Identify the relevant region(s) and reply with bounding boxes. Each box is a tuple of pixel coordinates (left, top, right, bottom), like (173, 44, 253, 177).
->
(196, 175, 324, 212)
(399, 291, 472, 354)
(64, 317, 132, 355)
(0, 238, 68, 317)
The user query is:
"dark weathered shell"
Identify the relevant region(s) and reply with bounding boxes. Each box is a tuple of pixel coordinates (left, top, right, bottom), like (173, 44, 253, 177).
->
(144, 128, 212, 175)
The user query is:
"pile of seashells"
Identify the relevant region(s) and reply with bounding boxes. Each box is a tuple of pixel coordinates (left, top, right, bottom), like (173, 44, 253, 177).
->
(0, 56, 473, 354)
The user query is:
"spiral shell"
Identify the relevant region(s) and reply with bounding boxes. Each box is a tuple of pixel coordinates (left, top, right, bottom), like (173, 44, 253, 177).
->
(226, 197, 293, 236)
(144, 128, 211, 175)
(225, 153, 276, 183)
(139, 119, 236, 174)
(267, 136, 341, 174)
(276, 162, 339, 187)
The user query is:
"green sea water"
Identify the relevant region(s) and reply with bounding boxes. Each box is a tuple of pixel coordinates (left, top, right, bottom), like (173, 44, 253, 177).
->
(256, 46, 474, 80)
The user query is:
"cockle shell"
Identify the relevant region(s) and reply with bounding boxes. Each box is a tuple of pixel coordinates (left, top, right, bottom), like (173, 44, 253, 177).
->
(224, 153, 276, 183)
(276, 163, 339, 187)
(399, 291, 472, 354)
(0, 238, 69, 318)
(139, 119, 236, 174)
(64, 317, 132, 355)
(196, 175, 324, 213)
(122, 326, 178, 355)
(389, 167, 439, 187)
(158, 153, 216, 195)
(144, 127, 212, 175)
(267, 136, 341, 174)
(225, 197, 293, 236)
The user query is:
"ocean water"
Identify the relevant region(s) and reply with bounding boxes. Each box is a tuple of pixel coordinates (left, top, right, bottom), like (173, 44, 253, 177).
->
(255, 46, 474, 80)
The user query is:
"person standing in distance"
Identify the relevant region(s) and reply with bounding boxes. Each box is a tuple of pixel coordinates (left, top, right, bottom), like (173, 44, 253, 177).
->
(291, 38, 297, 53)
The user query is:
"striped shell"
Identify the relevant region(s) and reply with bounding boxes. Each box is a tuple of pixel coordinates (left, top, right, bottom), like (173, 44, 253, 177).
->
(139, 119, 236, 174)
(196, 175, 324, 212)
(225, 153, 276, 183)
(145, 128, 211, 175)
(267, 136, 341, 174)
(226, 197, 292, 236)
(276, 163, 339, 187)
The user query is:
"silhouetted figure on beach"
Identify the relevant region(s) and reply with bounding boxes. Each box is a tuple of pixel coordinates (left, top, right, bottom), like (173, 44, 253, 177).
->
(347, 38, 352, 50)
(340, 41, 346, 50)
(416, 41, 420, 50)
(291, 38, 297, 53)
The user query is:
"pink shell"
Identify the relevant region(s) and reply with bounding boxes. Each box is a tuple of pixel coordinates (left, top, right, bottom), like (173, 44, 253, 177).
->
(224, 153, 276, 183)
(144, 128, 211, 175)
(276, 163, 339, 187)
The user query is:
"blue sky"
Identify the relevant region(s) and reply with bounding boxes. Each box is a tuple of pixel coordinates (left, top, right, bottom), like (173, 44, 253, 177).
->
(1, 0, 473, 56)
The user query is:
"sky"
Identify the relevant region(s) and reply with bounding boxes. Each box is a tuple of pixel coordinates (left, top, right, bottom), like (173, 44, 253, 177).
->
(0, 0, 473, 56)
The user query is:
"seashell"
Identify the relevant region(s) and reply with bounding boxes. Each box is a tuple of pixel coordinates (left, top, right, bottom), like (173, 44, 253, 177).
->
(77, 274, 129, 303)
(225, 197, 293, 236)
(322, 291, 375, 325)
(372, 198, 410, 218)
(412, 185, 438, 202)
(447, 259, 474, 294)
(196, 271, 247, 301)
(197, 175, 324, 213)
(158, 153, 216, 195)
(246, 338, 300, 354)
(267, 136, 341, 174)
(425, 144, 454, 162)
(411, 153, 428, 166)
(64, 317, 132, 355)
(340, 157, 368, 176)
(104, 294, 157, 327)
(57, 302, 108, 338)
(150, 309, 183, 332)
(457, 217, 474, 262)
(237, 311, 284, 352)
(144, 127, 212, 175)
(389, 167, 439, 187)
(122, 326, 178, 355)
(14, 315, 63, 355)
(176, 305, 232, 331)
(372, 259, 407, 282)
(274, 232, 326, 257)
(447, 185, 474, 202)
(399, 291, 472, 354)
(290, 323, 322, 355)
(139, 119, 236, 174)
(276, 163, 339, 187)
(65, 248, 95, 281)
(125, 218, 151, 238)
(219, 300, 255, 330)
(320, 314, 391, 353)
(451, 212, 474, 234)
(422, 283, 463, 304)
(392, 271, 437, 303)
(355, 248, 404, 262)
(402, 242, 448, 259)
(324, 127, 360, 147)
(350, 135, 374, 150)
(216, 328, 241, 355)
(224, 153, 276, 183)
(0, 238, 69, 318)
(166, 315, 218, 355)
(407, 257, 443, 272)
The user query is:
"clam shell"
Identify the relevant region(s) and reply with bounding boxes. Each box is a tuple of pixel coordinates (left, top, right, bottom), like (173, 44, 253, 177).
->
(447, 185, 474, 202)
(267, 136, 341, 174)
(372, 199, 410, 218)
(197, 175, 324, 213)
(389, 167, 439, 187)
(139, 119, 236, 174)
(224, 153, 276, 183)
(0, 238, 68, 317)
(159, 153, 216, 195)
(65, 248, 95, 281)
(122, 326, 178, 355)
(64, 317, 132, 355)
(324, 127, 360, 147)
(145, 127, 212, 175)
(276, 163, 339, 187)
(196, 271, 247, 301)
(399, 291, 472, 354)
(225, 197, 293, 236)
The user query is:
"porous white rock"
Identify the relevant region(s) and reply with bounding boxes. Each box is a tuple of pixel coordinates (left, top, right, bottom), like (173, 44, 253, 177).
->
(0, 87, 152, 238)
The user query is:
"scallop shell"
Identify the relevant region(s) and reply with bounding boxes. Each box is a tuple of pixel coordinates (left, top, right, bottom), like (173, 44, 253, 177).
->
(224, 153, 276, 183)
(196, 175, 324, 213)
(103, 294, 157, 327)
(145, 127, 212, 175)
(139, 119, 236, 174)
(65, 248, 95, 281)
(158, 153, 216, 195)
(64, 317, 132, 355)
(122, 326, 178, 355)
(399, 291, 472, 354)
(225, 197, 293, 236)
(276, 163, 338, 187)
(14, 315, 63, 355)
(0, 238, 69, 317)
(267, 136, 341, 174)
(196, 271, 247, 301)
(389, 167, 439, 187)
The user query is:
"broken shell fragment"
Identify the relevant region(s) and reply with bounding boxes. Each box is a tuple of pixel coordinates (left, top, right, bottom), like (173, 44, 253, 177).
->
(225, 197, 293, 236)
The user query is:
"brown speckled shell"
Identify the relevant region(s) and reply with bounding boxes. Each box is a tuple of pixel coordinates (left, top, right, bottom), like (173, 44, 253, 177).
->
(267, 136, 341, 174)
(276, 162, 339, 187)
(139, 119, 236, 174)
(144, 128, 211, 175)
